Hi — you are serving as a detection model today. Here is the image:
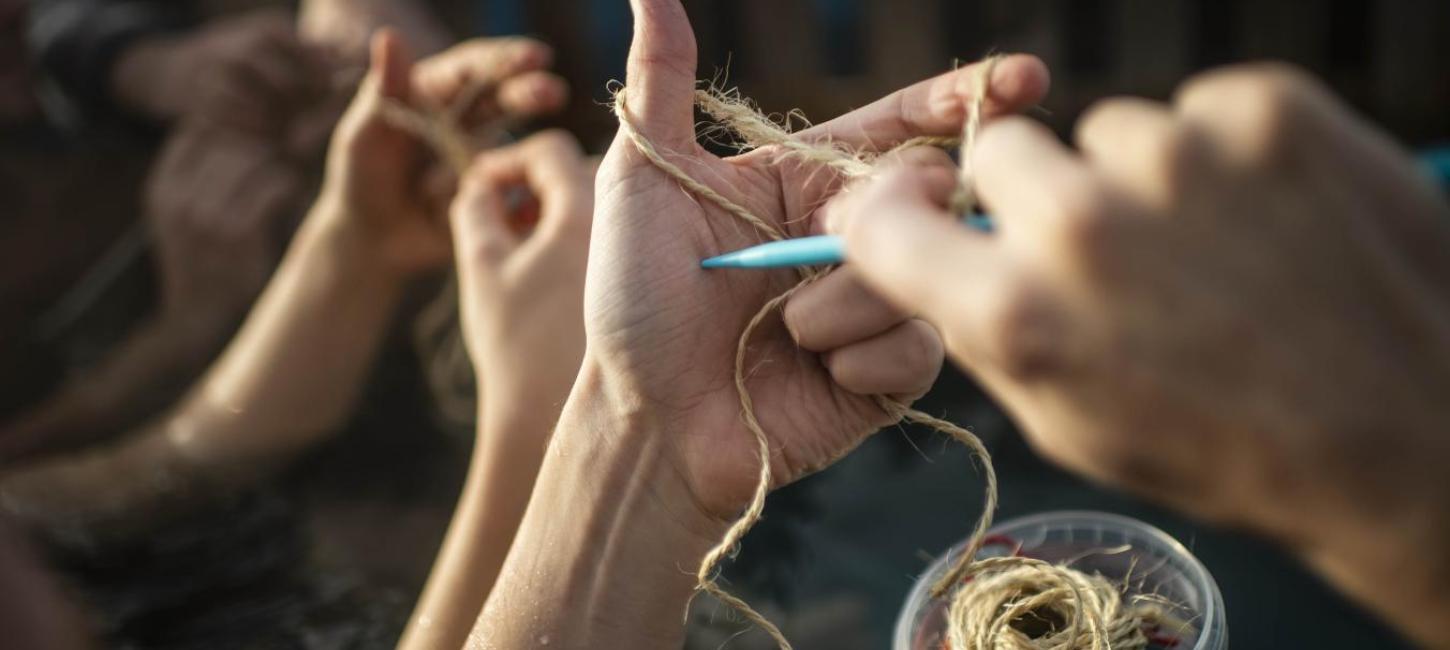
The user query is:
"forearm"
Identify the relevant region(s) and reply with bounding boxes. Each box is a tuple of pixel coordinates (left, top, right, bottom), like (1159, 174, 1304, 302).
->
(1, 204, 408, 536)
(468, 363, 723, 649)
(168, 203, 407, 476)
(0, 312, 232, 465)
(400, 403, 553, 650)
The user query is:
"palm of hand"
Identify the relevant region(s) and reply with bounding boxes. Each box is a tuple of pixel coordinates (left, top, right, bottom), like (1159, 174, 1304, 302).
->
(590, 140, 893, 519)
(589, 0, 1047, 522)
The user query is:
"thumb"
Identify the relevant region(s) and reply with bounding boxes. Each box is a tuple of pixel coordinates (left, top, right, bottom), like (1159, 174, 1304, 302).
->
(369, 28, 415, 104)
(623, 0, 699, 147)
(832, 167, 1006, 333)
(452, 163, 523, 266)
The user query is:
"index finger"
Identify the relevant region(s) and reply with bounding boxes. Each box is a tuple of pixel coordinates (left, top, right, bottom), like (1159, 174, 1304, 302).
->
(414, 37, 555, 109)
(457, 131, 592, 243)
(797, 54, 1049, 150)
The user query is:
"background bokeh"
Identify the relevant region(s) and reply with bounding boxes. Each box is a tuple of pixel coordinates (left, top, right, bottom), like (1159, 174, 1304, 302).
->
(2, 0, 1445, 648)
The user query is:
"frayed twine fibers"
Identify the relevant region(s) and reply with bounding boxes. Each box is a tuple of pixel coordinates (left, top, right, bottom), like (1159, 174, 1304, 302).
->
(382, 53, 1182, 649)
(612, 57, 1181, 650)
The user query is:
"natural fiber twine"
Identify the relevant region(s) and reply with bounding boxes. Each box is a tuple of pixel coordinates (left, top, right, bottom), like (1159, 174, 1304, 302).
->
(382, 54, 1178, 649)
(612, 58, 1176, 650)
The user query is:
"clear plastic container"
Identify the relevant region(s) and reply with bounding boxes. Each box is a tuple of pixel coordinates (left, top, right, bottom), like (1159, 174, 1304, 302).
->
(894, 510, 1227, 650)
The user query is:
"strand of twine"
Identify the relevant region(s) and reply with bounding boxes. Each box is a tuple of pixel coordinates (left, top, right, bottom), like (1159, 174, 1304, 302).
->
(614, 57, 1174, 649)
(379, 79, 506, 175)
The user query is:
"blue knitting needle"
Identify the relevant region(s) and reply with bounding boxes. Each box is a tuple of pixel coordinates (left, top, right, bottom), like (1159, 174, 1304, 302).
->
(701, 151, 1450, 270)
(701, 214, 994, 269)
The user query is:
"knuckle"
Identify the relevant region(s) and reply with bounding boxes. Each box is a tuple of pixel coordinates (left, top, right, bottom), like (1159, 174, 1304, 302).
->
(1045, 178, 1111, 253)
(898, 321, 945, 387)
(1178, 63, 1319, 162)
(979, 282, 1061, 380)
(1233, 72, 1307, 142)
(1074, 96, 1134, 146)
(780, 298, 814, 348)
(458, 229, 506, 265)
(1140, 125, 1196, 178)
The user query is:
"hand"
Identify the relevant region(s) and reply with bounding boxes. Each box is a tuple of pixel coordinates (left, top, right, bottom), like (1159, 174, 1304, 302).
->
(300, 0, 453, 61)
(112, 9, 330, 133)
(451, 131, 593, 415)
(832, 63, 1450, 645)
(585, 0, 1050, 522)
(316, 30, 568, 277)
(147, 123, 306, 333)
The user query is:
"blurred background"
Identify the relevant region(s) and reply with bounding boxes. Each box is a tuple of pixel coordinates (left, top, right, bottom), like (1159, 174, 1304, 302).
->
(1, 0, 1445, 648)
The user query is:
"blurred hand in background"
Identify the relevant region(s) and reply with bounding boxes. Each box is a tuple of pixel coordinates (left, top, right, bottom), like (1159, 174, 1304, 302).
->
(110, 8, 332, 136)
(451, 131, 593, 415)
(400, 130, 595, 650)
(146, 122, 307, 336)
(830, 63, 1450, 647)
(300, 0, 452, 62)
(315, 30, 568, 278)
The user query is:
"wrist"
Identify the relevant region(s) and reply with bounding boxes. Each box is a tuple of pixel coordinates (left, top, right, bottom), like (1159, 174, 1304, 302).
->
(552, 359, 728, 544)
(296, 196, 412, 288)
(477, 359, 725, 645)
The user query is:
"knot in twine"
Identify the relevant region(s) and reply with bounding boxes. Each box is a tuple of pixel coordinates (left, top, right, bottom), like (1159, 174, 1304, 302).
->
(612, 57, 1177, 650)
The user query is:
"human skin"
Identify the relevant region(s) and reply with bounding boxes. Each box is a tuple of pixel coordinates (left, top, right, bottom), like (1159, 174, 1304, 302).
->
(0, 519, 91, 649)
(0, 32, 568, 543)
(299, 0, 453, 61)
(829, 64, 1450, 646)
(465, 1, 1050, 647)
(399, 132, 594, 650)
(0, 124, 307, 466)
(110, 8, 330, 134)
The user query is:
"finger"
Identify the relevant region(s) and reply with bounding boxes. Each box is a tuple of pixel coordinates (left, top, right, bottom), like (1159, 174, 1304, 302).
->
(833, 166, 1006, 331)
(797, 54, 1049, 149)
(974, 116, 1097, 234)
(810, 146, 954, 236)
(414, 37, 554, 106)
(823, 319, 944, 400)
(468, 131, 592, 246)
(372, 29, 415, 104)
(342, 28, 420, 157)
(623, 0, 699, 146)
(451, 165, 523, 264)
(784, 268, 910, 353)
(1075, 97, 1183, 209)
(493, 71, 569, 120)
(241, 34, 310, 99)
(147, 128, 208, 211)
(199, 79, 273, 133)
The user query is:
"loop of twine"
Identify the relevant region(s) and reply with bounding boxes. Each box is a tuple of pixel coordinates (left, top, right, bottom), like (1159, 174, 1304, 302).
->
(613, 57, 1175, 649)
(384, 56, 1179, 649)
